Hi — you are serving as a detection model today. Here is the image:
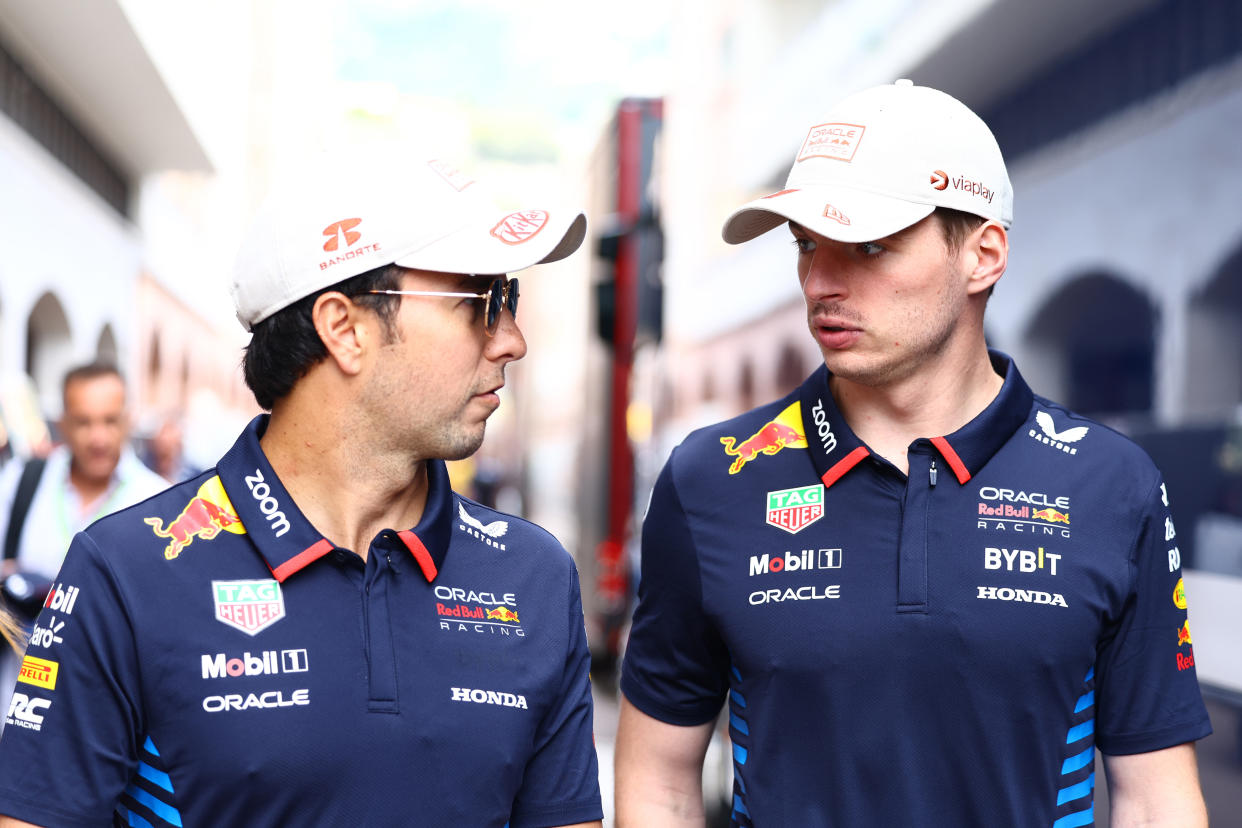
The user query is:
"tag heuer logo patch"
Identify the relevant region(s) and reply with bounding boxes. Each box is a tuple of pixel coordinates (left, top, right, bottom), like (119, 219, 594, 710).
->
(213, 580, 285, 636)
(766, 484, 824, 534)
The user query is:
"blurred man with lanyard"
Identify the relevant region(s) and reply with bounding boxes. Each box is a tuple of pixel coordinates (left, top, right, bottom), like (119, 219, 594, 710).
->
(0, 364, 166, 721)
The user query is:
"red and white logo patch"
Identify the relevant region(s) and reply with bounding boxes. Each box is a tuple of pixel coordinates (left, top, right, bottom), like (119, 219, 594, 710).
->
(427, 159, 474, 191)
(798, 123, 865, 163)
(322, 218, 362, 252)
(823, 204, 851, 226)
(491, 210, 548, 245)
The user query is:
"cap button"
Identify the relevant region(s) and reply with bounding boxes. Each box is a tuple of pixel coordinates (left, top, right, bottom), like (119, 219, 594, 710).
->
(894, 78, 913, 87)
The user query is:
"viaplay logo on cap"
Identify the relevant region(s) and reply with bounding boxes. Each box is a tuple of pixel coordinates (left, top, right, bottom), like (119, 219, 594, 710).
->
(322, 218, 362, 252)
(491, 210, 548, 246)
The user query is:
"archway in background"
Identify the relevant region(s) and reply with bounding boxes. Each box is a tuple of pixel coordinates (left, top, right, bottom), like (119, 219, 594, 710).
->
(775, 342, 806, 397)
(96, 324, 118, 367)
(24, 292, 73, 419)
(1023, 272, 1157, 420)
(738, 358, 755, 413)
(1185, 239, 1242, 419)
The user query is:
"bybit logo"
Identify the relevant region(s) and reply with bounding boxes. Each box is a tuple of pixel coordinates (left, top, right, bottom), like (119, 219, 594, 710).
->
(322, 218, 362, 252)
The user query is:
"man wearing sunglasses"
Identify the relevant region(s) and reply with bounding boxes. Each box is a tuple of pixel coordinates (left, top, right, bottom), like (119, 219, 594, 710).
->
(616, 81, 1211, 826)
(0, 153, 604, 828)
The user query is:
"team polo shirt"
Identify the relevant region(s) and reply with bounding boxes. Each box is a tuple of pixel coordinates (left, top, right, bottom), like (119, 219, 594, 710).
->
(0, 416, 602, 828)
(622, 352, 1211, 828)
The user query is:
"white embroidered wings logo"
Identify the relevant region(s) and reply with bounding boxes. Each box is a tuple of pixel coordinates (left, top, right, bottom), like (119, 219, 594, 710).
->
(458, 503, 509, 538)
(1036, 411, 1089, 444)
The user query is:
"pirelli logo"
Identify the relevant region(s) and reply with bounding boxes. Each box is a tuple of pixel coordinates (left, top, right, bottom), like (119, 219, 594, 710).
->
(18, 655, 59, 690)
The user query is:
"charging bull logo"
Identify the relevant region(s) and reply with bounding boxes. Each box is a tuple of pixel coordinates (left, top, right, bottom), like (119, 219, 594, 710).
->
(1177, 620, 1192, 647)
(720, 402, 808, 475)
(1032, 507, 1070, 525)
(486, 607, 520, 623)
(145, 476, 246, 560)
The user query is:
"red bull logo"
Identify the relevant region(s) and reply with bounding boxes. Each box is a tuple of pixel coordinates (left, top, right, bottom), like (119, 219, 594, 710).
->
(1176, 620, 1192, 647)
(1031, 507, 1070, 525)
(486, 607, 520, 623)
(145, 477, 246, 560)
(720, 402, 808, 475)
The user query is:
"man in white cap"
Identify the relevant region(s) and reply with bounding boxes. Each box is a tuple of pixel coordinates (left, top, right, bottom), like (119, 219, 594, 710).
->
(0, 153, 603, 828)
(615, 81, 1210, 826)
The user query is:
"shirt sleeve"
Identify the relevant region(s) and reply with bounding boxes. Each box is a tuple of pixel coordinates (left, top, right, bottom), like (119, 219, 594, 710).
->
(0, 530, 144, 827)
(620, 450, 730, 726)
(1095, 474, 1213, 755)
(508, 558, 604, 828)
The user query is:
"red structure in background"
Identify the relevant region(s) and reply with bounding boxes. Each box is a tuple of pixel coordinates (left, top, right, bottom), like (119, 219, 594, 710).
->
(594, 97, 663, 671)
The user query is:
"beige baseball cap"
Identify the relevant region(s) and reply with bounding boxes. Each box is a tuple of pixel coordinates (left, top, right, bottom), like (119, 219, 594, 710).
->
(722, 79, 1012, 245)
(232, 151, 586, 330)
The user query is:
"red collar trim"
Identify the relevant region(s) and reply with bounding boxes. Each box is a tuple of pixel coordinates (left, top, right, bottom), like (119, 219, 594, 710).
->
(272, 538, 333, 582)
(397, 530, 439, 583)
(821, 447, 870, 489)
(930, 436, 972, 484)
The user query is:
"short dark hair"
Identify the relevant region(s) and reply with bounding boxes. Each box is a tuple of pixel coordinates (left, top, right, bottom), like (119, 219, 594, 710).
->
(62, 362, 123, 398)
(933, 207, 988, 255)
(242, 265, 402, 410)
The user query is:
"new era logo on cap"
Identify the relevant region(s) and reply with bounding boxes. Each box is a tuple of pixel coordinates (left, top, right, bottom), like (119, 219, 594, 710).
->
(823, 204, 851, 226)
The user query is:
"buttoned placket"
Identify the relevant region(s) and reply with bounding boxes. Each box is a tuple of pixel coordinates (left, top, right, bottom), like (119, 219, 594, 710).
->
(363, 534, 400, 713)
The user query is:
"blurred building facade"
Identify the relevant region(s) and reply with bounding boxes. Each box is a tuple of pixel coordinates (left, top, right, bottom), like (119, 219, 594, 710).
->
(0, 0, 258, 463)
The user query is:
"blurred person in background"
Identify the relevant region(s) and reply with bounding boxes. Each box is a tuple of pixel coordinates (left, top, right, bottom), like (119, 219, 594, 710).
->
(0, 151, 602, 828)
(0, 363, 166, 723)
(616, 80, 1211, 827)
(141, 413, 203, 484)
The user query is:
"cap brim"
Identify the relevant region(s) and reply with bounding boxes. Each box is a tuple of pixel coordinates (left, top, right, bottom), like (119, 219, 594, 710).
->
(393, 208, 586, 275)
(722, 187, 934, 244)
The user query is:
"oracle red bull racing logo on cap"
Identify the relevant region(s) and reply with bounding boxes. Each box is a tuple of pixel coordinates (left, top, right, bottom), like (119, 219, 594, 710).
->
(491, 210, 548, 245)
(766, 484, 824, 533)
(145, 476, 246, 560)
(213, 579, 286, 636)
(720, 402, 808, 474)
(797, 122, 865, 163)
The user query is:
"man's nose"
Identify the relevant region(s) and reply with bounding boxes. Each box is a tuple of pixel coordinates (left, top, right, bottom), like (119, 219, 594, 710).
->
(488, 308, 527, 363)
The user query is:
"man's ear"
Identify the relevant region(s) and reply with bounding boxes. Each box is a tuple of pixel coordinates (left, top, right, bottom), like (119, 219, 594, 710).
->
(965, 221, 1008, 296)
(312, 292, 371, 377)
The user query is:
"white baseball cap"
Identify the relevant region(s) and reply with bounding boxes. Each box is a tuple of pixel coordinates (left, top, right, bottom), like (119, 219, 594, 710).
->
(722, 79, 1012, 245)
(232, 150, 587, 330)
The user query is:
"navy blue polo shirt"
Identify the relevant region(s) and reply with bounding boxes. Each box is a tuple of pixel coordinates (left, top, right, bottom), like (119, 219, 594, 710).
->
(621, 352, 1211, 828)
(0, 416, 602, 828)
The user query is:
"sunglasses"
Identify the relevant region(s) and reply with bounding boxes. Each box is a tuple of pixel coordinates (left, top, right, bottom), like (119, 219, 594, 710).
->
(367, 276, 519, 336)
